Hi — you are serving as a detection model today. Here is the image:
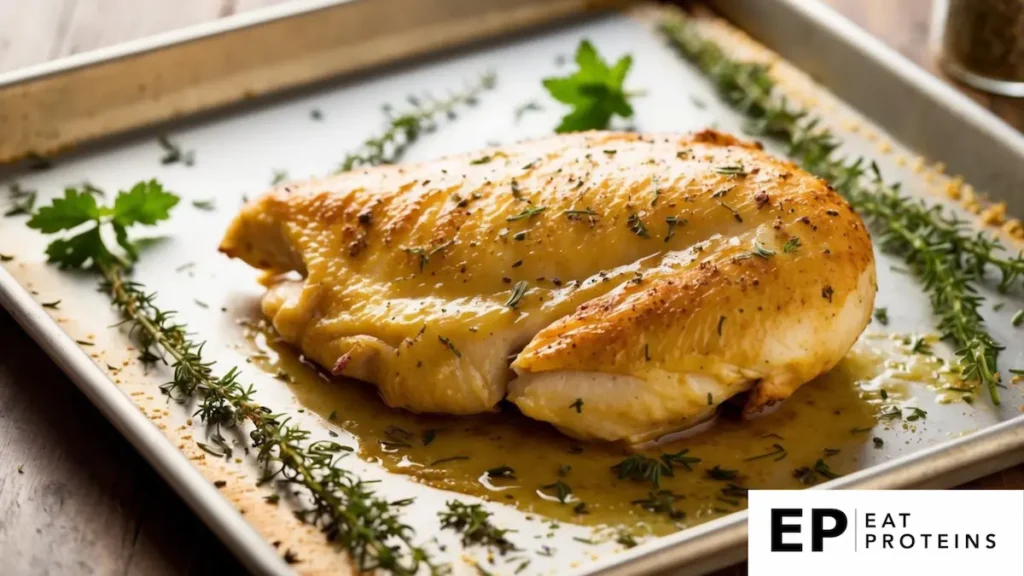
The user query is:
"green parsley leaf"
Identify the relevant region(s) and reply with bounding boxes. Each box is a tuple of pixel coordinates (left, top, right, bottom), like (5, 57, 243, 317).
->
(27, 189, 100, 233)
(542, 40, 635, 133)
(112, 180, 180, 227)
(43, 227, 112, 268)
(28, 180, 178, 269)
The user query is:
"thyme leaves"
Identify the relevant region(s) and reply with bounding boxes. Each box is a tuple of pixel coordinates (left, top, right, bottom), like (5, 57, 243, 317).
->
(439, 501, 517, 555)
(665, 215, 687, 242)
(611, 449, 700, 488)
(28, 184, 442, 575)
(627, 213, 650, 238)
(505, 280, 529, 309)
(506, 205, 546, 221)
(661, 13, 1020, 404)
(338, 71, 496, 173)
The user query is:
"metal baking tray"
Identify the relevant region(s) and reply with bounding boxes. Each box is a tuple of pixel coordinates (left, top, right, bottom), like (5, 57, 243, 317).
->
(1, 0, 1022, 575)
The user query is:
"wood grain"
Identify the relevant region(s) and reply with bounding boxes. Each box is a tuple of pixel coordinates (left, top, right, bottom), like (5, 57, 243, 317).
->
(0, 1, 1021, 575)
(0, 309, 247, 575)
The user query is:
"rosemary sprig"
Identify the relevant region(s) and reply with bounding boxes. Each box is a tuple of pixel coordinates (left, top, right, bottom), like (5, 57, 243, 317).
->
(661, 13, 1024, 404)
(29, 183, 441, 575)
(338, 72, 497, 173)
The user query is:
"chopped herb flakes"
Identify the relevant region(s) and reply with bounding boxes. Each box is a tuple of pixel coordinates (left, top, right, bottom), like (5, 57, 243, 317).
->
(438, 335, 462, 357)
(157, 135, 194, 166)
(822, 285, 834, 303)
(404, 241, 452, 271)
(431, 455, 470, 466)
(439, 501, 517, 555)
(422, 430, 437, 445)
(505, 281, 529, 309)
(612, 454, 671, 487)
(719, 201, 742, 223)
(743, 443, 787, 462)
(627, 213, 649, 237)
(905, 407, 927, 421)
(542, 480, 572, 503)
(665, 216, 687, 242)
(631, 489, 685, 519)
(793, 459, 839, 485)
(514, 100, 544, 122)
(714, 165, 746, 176)
(5, 183, 37, 217)
(873, 307, 889, 326)
(507, 206, 546, 221)
(564, 207, 599, 220)
(752, 240, 775, 258)
(907, 335, 932, 355)
(705, 465, 738, 481)
(486, 465, 516, 478)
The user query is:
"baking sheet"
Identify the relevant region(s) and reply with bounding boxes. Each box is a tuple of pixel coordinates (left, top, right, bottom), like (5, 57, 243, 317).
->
(1, 3, 1023, 576)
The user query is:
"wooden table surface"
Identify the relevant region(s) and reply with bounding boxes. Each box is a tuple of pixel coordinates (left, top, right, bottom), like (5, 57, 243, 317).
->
(1, 1, 1021, 575)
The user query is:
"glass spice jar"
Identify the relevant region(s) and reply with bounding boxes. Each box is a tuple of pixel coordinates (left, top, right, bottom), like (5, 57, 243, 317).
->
(932, 0, 1024, 96)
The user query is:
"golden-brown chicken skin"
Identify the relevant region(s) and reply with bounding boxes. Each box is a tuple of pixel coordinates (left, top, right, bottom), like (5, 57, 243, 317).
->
(220, 130, 876, 443)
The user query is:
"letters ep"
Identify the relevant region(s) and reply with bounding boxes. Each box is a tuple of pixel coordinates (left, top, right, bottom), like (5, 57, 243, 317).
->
(770, 508, 848, 552)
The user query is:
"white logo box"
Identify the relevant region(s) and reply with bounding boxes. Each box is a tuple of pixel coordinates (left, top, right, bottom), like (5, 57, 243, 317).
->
(748, 490, 1024, 575)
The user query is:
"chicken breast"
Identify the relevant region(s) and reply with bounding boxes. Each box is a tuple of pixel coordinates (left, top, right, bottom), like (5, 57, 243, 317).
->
(220, 130, 875, 443)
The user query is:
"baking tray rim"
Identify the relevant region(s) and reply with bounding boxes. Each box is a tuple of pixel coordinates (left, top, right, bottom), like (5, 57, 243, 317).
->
(0, 0, 356, 87)
(0, 267, 292, 576)
(0, 0, 1023, 575)
(3, 0, 1022, 196)
(757, 0, 1024, 161)
(5, 247, 1021, 576)
(581, 414, 1024, 575)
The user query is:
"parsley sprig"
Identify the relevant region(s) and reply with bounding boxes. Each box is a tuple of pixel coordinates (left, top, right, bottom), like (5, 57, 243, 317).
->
(543, 40, 637, 132)
(28, 183, 442, 575)
(661, 12, 1024, 404)
(27, 181, 178, 267)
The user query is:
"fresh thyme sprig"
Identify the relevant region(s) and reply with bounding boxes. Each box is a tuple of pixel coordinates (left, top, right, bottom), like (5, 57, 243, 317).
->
(438, 501, 518, 556)
(660, 12, 1024, 404)
(29, 183, 441, 575)
(338, 71, 497, 173)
